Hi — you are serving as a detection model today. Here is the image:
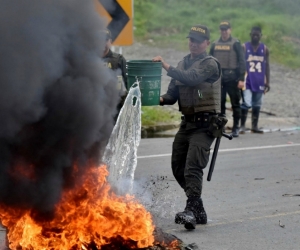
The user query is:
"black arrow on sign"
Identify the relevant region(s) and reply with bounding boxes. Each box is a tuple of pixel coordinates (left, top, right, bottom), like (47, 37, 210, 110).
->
(99, 0, 130, 42)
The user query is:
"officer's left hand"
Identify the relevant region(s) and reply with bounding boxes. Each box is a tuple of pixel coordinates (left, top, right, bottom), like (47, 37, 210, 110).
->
(237, 81, 244, 89)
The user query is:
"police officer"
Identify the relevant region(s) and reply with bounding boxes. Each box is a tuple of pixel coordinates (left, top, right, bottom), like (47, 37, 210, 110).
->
(209, 21, 246, 137)
(152, 24, 221, 230)
(102, 29, 128, 121)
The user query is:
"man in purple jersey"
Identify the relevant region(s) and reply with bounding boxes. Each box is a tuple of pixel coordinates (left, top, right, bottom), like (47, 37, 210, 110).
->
(240, 27, 270, 134)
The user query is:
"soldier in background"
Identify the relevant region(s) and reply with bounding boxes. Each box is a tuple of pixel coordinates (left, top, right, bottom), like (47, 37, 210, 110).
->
(102, 29, 128, 121)
(152, 24, 222, 230)
(209, 21, 245, 137)
(240, 26, 270, 134)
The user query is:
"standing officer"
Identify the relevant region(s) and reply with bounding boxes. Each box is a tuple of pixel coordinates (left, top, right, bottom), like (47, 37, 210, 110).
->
(102, 28, 128, 121)
(152, 24, 221, 230)
(240, 26, 270, 134)
(209, 21, 245, 137)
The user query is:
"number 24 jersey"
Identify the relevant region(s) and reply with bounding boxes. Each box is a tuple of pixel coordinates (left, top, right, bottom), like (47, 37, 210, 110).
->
(244, 42, 266, 92)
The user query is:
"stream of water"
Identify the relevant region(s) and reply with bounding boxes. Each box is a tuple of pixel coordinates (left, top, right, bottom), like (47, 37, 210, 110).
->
(102, 83, 141, 195)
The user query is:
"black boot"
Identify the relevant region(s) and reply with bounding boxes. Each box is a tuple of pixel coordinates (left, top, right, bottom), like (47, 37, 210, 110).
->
(231, 117, 240, 137)
(175, 197, 207, 229)
(251, 107, 264, 133)
(189, 197, 207, 224)
(239, 109, 248, 134)
(175, 209, 196, 230)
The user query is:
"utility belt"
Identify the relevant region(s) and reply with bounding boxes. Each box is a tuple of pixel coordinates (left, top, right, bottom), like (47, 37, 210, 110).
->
(181, 112, 217, 128)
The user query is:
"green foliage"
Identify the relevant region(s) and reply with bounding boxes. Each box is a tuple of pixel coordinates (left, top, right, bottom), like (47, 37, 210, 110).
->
(134, 0, 300, 68)
(141, 106, 180, 126)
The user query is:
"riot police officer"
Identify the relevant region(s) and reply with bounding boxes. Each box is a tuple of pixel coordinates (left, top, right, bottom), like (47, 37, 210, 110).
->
(153, 24, 221, 230)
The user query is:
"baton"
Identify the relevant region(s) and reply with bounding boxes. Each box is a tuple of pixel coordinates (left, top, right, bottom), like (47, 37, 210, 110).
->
(207, 132, 233, 181)
(240, 89, 245, 103)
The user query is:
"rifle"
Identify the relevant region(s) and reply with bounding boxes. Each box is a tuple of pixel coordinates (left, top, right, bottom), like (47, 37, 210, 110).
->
(206, 116, 233, 181)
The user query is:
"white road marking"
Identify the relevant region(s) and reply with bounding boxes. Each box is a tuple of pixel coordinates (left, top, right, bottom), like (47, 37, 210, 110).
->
(137, 143, 300, 159)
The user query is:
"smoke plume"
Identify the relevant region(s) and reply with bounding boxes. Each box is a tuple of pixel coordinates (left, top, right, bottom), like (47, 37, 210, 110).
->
(0, 0, 120, 215)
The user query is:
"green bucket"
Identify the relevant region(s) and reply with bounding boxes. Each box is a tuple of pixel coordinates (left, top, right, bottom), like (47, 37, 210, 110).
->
(126, 60, 162, 106)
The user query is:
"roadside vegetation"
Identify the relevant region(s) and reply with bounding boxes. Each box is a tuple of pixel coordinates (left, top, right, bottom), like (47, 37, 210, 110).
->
(141, 106, 181, 126)
(136, 0, 300, 126)
(134, 0, 300, 68)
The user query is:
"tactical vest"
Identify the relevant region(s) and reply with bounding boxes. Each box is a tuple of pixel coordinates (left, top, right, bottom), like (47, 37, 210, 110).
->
(175, 57, 221, 114)
(103, 51, 126, 95)
(212, 38, 238, 69)
(103, 51, 121, 70)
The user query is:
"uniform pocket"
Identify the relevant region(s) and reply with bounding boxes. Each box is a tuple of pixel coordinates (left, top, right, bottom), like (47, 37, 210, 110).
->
(198, 147, 210, 168)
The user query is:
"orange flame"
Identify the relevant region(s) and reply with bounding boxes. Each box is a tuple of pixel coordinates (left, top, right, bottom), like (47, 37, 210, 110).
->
(0, 165, 155, 249)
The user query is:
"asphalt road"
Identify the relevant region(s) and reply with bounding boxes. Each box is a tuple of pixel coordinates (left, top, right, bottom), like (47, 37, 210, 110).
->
(135, 130, 300, 250)
(1, 131, 299, 250)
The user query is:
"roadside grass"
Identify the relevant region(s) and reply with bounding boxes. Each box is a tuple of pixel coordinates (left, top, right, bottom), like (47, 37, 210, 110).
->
(134, 0, 300, 68)
(141, 106, 181, 126)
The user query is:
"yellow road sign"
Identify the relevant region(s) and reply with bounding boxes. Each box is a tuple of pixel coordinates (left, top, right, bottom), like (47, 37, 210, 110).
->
(94, 0, 133, 46)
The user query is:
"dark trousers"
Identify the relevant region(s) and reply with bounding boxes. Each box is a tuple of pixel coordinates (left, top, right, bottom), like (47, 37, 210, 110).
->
(171, 124, 215, 197)
(221, 80, 241, 119)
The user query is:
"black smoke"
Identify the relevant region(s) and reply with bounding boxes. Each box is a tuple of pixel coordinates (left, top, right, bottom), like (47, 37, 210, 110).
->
(0, 0, 120, 215)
